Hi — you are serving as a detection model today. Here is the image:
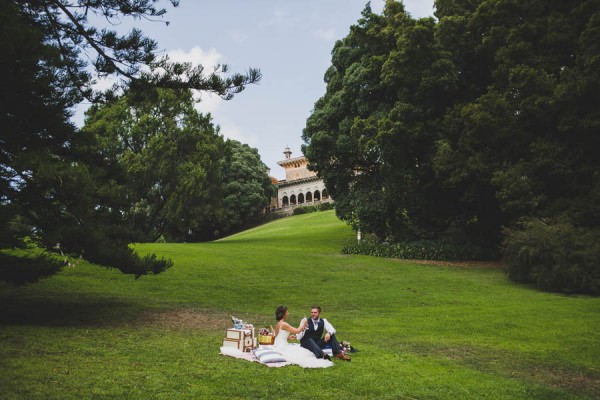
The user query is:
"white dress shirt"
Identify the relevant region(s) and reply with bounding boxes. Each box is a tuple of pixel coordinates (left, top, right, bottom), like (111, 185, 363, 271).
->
(296, 318, 335, 340)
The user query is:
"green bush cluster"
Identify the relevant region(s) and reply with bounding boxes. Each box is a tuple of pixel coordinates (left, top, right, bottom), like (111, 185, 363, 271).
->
(0, 243, 174, 284)
(0, 252, 64, 285)
(89, 245, 173, 278)
(292, 202, 334, 215)
(341, 235, 496, 261)
(503, 219, 600, 295)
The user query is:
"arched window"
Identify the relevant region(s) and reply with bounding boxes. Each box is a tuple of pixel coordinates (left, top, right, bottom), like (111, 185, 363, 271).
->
(290, 194, 297, 205)
(314, 190, 321, 201)
(282, 196, 289, 207)
(306, 191, 313, 202)
(322, 189, 329, 200)
(298, 193, 305, 204)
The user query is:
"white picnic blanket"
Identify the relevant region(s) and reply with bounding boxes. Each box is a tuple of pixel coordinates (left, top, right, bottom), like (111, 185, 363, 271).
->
(220, 346, 290, 367)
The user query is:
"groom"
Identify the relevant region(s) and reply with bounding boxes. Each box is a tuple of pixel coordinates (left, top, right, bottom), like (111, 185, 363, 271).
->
(297, 305, 351, 361)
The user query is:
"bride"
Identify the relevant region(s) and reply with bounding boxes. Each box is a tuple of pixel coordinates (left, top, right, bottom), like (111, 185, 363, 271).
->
(273, 306, 333, 368)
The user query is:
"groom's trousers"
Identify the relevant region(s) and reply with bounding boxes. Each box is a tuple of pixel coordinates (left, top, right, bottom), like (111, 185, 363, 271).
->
(301, 333, 342, 358)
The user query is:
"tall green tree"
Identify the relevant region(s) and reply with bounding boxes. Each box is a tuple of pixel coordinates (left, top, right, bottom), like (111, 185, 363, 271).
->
(1, 0, 146, 277)
(304, 0, 600, 292)
(432, 0, 600, 292)
(304, 0, 599, 245)
(433, 0, 600, 234)
(303, 1, 456, 241)
(0, 0, 260, 282)
(83, 88, 228, 242)
(215, 140, 275, 238)
(84, 90, 274, 242)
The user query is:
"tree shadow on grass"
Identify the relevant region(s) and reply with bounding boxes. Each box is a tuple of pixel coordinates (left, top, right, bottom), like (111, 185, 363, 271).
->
(0, 296, 143, 328)
(0, 294, 230, 331)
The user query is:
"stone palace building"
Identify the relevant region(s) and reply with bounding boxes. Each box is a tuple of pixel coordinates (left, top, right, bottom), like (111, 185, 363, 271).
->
(271, 147, 331, 212)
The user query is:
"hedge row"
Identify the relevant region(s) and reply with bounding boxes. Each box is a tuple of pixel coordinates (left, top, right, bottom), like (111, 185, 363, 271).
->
(341, 235, 497, 262)
(292, 202, 334, 215)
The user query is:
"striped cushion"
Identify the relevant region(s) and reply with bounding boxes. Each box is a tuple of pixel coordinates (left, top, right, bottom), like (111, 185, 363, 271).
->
(253, 348, 286, 364)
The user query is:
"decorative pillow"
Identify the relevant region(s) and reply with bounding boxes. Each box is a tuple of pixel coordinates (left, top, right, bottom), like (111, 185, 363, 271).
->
(253, 348, 286, 364)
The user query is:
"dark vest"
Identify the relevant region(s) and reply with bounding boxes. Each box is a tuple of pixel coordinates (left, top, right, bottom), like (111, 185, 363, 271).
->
(302, 319, 325, 341)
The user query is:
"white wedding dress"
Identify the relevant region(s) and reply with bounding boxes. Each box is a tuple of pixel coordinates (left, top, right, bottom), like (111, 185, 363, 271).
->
(273, 329, 333, 368)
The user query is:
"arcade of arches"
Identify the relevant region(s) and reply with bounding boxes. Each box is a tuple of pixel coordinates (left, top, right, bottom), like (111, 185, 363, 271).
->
(278, 181, 330, 208)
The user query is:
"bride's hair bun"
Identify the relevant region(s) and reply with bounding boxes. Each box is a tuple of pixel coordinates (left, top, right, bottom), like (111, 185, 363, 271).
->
(275, 306, 287, 321)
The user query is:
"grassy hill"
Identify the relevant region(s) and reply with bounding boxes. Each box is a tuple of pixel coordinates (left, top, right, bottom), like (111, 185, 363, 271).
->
(1, 210, 599, 399)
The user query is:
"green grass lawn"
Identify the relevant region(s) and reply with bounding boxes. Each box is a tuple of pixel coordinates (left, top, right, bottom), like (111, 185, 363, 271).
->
(1, 210, 599, 399)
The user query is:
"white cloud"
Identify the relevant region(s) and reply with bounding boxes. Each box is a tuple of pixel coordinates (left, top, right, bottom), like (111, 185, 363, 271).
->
(166, 46, 226, 115)
(92, 75, 119, 92)
(218, 119, 260, 148)
(163, 47, 260, 147)
(313, 28, 337, 42)
(88, 46, 225, 96)
(193, 91, 222, 116)
(168, 46, 223, 67)
(403, 0, 435, 18)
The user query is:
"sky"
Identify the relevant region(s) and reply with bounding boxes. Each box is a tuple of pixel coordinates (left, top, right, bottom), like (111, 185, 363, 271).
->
(75, 1, 435, 179)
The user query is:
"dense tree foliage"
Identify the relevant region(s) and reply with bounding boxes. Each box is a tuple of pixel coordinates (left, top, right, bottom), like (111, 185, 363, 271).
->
(303, 0, 600, 293)
(433, 0, 600, 238)
(83, 88, 226, 242)
(84, 89, 274, 242)
(216, 140, 275, 239)
(0, 0, 260, 282)
(303, 2, 458, 242)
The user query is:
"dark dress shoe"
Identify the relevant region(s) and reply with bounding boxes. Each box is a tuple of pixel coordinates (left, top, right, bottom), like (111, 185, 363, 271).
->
(335, 353, 351, 361)
(323, 353, 331, 360)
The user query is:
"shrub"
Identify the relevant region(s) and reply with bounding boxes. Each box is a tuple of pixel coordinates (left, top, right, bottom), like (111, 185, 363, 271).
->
(292, 205, 313, 215)
(88, 244, 173, 278)
(502, 218, 600, 295)
(139, 253, 174, 276)
(319, 202, 335, 211)
(341, 235, 496, 261)
(0, 251, 64, 285)
(292, 202, 334, 215)
(0, 243, 173, 283)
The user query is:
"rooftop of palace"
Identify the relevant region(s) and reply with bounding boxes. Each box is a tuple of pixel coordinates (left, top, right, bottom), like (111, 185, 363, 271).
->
(277, 155, 307, 168)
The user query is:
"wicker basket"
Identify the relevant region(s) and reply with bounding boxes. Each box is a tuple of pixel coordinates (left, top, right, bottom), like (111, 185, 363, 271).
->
(258, 334, 275, 345)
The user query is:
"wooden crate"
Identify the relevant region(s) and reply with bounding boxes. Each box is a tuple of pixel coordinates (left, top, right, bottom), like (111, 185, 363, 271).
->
(223, 328, 256, 352)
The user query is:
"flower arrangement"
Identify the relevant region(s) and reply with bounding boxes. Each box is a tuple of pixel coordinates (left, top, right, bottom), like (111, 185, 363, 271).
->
(258, 327, 270, 335)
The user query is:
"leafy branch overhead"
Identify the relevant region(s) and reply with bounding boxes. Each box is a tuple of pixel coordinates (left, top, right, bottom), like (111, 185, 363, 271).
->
(30, 0, 261, 102)
(0, 0, 263, 282)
